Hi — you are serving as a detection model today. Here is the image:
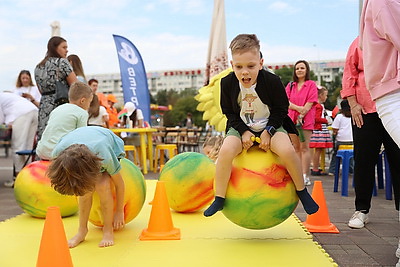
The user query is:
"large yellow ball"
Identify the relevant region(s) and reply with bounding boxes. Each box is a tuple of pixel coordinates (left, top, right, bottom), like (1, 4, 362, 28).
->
(222, 146, 299, 229)
(89, 158, 146, 227)
(14, 161, 78, 218)
(159, 152, 215, 212)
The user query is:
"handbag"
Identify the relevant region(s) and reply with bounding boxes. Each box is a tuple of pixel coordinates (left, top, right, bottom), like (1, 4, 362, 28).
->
(54, 59, 69, 106)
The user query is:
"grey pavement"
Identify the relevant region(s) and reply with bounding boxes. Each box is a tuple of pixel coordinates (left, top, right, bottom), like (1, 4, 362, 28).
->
(0, 148, 399, 267)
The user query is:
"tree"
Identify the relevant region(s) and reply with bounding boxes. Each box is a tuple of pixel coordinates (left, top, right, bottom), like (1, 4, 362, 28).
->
(154, 88, 205, 128)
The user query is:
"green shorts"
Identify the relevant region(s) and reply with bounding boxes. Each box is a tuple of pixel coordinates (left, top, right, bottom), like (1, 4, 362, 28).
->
(226, 127, 287, 139)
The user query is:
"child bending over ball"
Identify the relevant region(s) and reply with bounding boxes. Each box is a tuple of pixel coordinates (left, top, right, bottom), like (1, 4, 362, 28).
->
(47, 126, 125, 248)
(36, 81, 93, 160)
(204, 34, 319, 217)
(202, 135, 223, 162)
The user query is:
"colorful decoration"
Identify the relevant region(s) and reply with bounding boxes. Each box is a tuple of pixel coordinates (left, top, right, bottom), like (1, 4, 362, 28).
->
(159, 152, 215, 212)
(195, 68, 231, 132)
(222, 146, 299, 229)
(89, 158, 146, 227)
(14, 161, 78, 218)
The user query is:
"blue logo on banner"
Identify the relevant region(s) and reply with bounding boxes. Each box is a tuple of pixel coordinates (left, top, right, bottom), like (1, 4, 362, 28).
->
(113, 34, 150, 124)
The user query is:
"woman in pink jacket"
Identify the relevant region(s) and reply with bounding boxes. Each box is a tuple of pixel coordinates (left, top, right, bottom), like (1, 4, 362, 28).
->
(342, 36, 399, 230)
(360, 1, 400, 265)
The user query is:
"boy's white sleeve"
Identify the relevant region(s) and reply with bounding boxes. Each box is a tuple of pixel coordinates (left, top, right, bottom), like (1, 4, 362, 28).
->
(331, 115, 341, 129)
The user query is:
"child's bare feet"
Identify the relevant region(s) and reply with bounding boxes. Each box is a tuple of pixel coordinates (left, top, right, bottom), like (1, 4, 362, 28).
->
(113, 211, 125, 230)
(99, 228, 114, 247)
(68, 228, 88, 248)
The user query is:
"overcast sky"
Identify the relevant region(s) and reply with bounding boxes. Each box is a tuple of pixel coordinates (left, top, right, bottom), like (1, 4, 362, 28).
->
(0, 0, 359, 91)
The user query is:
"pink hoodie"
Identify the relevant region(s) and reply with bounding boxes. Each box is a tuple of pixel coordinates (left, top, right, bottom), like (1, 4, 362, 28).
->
(359, 0, 400, 100)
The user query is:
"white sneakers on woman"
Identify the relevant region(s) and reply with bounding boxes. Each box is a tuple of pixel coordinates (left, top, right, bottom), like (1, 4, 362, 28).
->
(348, 211, 369, 229)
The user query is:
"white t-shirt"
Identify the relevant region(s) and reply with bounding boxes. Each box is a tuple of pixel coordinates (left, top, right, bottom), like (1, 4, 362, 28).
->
(88, 106, 109, 126)
(238, 83, 270, 132)
(331, 114, 353, 142)
(0, 92, 38, 125)
(13, 86, 42, 103)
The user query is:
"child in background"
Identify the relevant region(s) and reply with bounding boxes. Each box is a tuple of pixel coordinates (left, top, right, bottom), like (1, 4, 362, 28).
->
(88, 94, 109, 127)
(202, 135, 223, 162)
(328, 99, 353, 175)
(47, 126, 125, 248)
(36, 82, 93, 160)
(203, 34, 318, 217)
(309, 87, 333, 175)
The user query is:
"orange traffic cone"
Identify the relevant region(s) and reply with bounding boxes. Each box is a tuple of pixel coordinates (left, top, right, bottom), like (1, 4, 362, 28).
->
(36, 206, 73, 267)
(140, 181, 180, 240)
(302, 180, 339, 233)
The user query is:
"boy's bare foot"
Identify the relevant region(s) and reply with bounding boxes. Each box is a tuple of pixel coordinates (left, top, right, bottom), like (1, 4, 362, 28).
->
(99, 230, 114, 247)
(68, 229, 88, 248)
(113, 211, 125, 230)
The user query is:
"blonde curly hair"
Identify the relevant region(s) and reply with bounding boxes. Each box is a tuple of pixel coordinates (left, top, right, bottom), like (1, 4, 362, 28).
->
(202, 136, 223, 162)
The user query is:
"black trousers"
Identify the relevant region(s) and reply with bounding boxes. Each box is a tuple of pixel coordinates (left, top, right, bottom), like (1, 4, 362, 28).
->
(352, 112, 400, 212)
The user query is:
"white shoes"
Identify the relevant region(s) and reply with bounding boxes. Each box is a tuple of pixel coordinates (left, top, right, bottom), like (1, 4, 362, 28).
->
(3, 179, 15, 188)
(348, 211, 369, 229)
(303, 174, 311, 186)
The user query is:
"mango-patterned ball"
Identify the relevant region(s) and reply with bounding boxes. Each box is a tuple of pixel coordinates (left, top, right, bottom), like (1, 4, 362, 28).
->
(89, 158, 146, 227)
(222, 146, 299, 229)
(159, 152, 215, 212)
(14, 160, 78, 218)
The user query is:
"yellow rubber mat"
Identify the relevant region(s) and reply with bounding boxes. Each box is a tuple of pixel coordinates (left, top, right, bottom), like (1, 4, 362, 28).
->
(0, 180, 337, 267)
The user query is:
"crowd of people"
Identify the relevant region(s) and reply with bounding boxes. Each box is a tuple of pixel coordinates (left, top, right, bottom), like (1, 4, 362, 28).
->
(0, 36, 146, 247)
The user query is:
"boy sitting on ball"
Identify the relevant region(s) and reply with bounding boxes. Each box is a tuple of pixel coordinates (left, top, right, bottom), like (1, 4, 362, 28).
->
(204, 34, 319, 217)
(47, 126, 125, 248)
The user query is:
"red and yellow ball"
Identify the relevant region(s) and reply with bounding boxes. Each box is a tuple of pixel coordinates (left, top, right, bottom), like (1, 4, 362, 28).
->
(89, 158, 146, 227)
(222, 146, 299, 229)
(14, 160, 78, 218)
(159, 152, 215, 212)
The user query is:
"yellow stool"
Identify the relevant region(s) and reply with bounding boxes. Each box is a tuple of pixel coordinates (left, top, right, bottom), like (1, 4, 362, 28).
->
(154, 144, 178, 173)
(338, 144, 354, 150)
(124, 145, 138, 165)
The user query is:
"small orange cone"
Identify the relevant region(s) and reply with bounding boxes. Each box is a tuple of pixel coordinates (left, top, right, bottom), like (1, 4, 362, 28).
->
(140, 181, 180, 240)
(302, 181, 339, 233)
(36, 206, 73, 267)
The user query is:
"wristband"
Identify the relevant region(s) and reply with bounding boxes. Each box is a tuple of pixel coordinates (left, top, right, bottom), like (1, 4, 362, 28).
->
(265, 126, 277, 137)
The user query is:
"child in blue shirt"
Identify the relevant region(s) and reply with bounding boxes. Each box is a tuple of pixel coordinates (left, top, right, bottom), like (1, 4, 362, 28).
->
(47, 126, 125, 248)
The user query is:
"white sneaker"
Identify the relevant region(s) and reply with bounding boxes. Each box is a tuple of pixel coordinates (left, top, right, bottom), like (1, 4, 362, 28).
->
(303, 174, 311, 186)
(3, 179, 15, 188)
(348, 211, 369, 229)
(396, 239, 400, 258)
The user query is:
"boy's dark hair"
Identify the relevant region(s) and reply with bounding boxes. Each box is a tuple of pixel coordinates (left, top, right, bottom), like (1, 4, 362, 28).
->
(229, 34, 260, 55)
(88, 78, 98, 85)
(69, 81, 93, 102)
(340, 99, 352, 117)
(47, 144, 103, 196)
(293, 60, 311, 82)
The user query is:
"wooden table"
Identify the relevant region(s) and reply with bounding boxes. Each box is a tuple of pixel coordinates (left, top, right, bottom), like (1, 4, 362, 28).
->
(111, 128, 157, 174)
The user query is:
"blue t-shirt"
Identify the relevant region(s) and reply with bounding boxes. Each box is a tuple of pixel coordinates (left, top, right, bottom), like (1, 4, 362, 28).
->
(52, 126, 125, 175)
